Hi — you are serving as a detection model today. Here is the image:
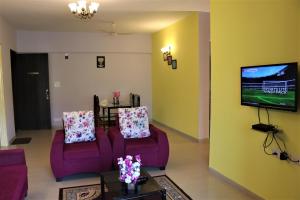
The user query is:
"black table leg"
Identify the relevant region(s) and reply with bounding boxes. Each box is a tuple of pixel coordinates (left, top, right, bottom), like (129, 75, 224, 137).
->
(108, 108, 111, 127)
(101, 107, 105, 129)
(102, 107, 105, 116)
(161, 189, 166, 200)
(101, 175, 105, 200)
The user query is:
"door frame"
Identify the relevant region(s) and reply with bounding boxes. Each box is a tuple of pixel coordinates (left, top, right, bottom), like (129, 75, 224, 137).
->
(10, 49, 17, 130)
(0, 45, 8, 146)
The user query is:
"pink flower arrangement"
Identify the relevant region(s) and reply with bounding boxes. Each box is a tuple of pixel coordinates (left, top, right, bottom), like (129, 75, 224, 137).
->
(117, 155, 141, 184)
(113, 91, 120, 98)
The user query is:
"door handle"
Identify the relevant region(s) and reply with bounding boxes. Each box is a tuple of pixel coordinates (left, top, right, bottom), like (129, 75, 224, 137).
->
(27, 72, 40, 75)
(45, 89, 49, 100)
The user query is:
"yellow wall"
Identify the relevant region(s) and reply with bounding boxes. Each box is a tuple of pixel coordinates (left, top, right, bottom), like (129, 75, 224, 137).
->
(210, 0, 300, 199)
(152, 13, 200, 139)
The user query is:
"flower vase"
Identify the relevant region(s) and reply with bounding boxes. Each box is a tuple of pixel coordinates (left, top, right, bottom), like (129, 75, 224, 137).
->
(113, 96, 119, 105)
(127, 183, 136, 191)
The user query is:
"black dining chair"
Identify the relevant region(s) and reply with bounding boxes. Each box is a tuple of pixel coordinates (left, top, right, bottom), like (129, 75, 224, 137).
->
(93, 95, 100, 127)
(133, 94, 140, 107)
(130, 93, 141, 107)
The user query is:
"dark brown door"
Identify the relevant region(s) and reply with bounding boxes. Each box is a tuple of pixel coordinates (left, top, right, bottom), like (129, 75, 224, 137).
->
(11, 53, 51, 130)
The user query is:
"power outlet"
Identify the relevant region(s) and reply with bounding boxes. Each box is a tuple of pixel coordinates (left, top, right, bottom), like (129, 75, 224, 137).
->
(271, 149, 300, 165)
(279, 151, 289, 160)
(272, 149, 281, 158)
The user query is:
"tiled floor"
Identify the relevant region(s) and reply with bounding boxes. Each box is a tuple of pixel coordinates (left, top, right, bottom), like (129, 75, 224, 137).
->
(6, 123, 259, 200)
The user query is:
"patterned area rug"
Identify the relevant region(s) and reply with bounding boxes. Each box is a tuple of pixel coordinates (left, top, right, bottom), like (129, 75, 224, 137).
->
(59, 175, 192, 200)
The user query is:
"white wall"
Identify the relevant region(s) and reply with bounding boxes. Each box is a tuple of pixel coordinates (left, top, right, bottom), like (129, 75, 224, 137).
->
(17, 31, 152, 128)
(198, 12, 210, 139)
(0, 16, 16, 146)
(17, 31, 151, 53)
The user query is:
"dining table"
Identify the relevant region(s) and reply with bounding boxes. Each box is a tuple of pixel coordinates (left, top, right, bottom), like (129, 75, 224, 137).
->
(102, 102, 132, 127)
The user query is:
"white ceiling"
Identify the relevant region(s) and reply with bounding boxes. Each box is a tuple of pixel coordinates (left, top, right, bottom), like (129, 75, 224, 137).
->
(0, 0, 209, 33)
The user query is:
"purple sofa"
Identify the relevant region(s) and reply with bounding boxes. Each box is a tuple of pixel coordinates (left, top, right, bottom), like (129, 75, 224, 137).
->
(0, 149, 28, 200)
(108, 124, 169, 170)
(50, 127, 112, 181)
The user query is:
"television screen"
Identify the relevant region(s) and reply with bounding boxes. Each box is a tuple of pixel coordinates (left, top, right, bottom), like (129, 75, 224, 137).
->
(241, 63, 298, 112)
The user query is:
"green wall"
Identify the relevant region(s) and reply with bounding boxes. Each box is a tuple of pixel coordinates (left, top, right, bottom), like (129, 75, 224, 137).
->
(152, 13, 200, 139)
(210, 0, 300, 199)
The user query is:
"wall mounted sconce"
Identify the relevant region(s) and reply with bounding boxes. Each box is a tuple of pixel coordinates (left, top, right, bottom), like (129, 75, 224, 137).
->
(161, 45, 171, 61)
(161, 45, 171, 54)
(161, 45, 177, 69)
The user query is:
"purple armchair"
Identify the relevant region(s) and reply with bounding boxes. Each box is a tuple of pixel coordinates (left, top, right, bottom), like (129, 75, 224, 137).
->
(108, 124, 169, 170)
(50, 127, 112, 181)
(0, 149, 28, 200)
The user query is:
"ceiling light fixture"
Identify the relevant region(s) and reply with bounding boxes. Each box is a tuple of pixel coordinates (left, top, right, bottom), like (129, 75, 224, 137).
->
(68, 0, 99, 20)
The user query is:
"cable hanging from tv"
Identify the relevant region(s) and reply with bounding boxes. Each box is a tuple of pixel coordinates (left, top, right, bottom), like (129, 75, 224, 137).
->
(253, 107, 299, 164)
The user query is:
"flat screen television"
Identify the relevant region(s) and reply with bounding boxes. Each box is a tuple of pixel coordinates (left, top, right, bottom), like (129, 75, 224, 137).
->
(241, 62, 298, 112)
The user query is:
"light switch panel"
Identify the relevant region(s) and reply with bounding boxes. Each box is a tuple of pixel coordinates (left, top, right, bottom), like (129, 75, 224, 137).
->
(54, 81, 61, 88)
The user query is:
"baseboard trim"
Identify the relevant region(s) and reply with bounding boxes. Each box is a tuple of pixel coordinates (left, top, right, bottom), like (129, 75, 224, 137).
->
(151, 120, 207, 143)
(209, 167, 264, 200)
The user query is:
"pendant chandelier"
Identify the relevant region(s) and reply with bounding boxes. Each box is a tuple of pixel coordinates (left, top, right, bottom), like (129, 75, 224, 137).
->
(68, 0, 99, 20)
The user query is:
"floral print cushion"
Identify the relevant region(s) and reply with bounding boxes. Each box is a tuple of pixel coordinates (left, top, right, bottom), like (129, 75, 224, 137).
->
(118, 106, 151, 139)
(63, 111, 96, 144)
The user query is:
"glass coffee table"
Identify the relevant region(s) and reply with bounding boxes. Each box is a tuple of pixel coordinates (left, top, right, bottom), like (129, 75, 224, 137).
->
(100, 169, 166, 200)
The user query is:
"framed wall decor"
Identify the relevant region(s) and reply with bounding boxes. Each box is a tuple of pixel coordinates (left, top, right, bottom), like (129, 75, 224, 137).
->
(172, 60, 177, 69)
(97, 56, 105, 68)
(167, 55, 172, 65)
